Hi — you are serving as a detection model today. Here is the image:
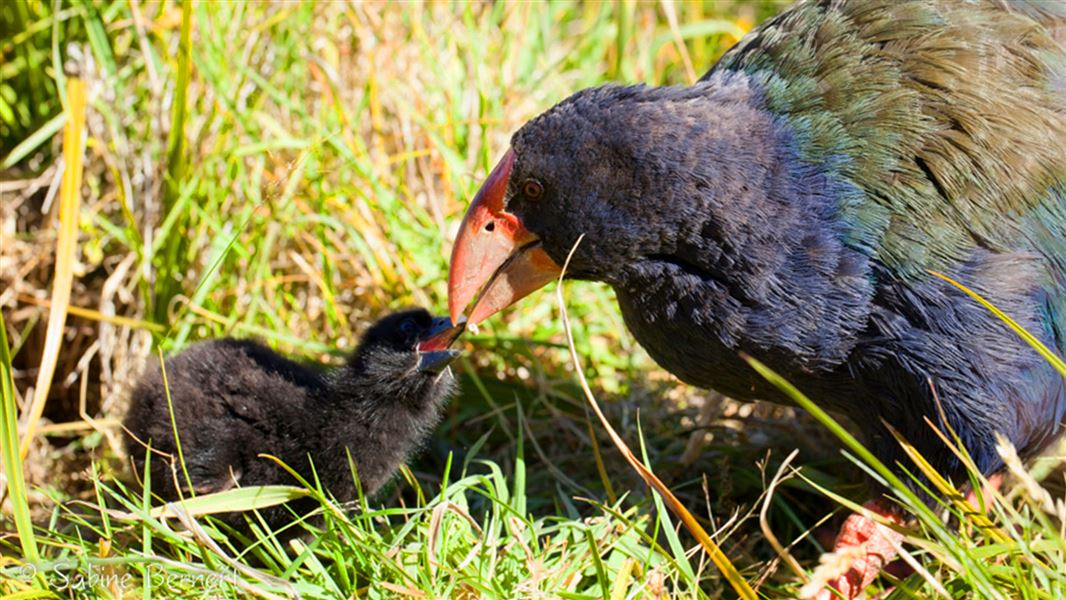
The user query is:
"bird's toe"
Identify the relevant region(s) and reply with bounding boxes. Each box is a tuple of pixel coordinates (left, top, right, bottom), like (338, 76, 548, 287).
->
(805, 500, 907, 599)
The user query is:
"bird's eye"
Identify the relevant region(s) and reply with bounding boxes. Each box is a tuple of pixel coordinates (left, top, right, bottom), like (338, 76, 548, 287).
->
(522, 178, 544, 199)
(399, 319, 418, 337)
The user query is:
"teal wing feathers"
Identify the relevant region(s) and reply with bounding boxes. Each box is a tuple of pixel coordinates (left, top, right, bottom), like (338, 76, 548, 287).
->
(707, 0, 1066, 288)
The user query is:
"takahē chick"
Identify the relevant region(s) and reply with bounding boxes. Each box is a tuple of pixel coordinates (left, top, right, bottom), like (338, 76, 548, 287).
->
(124, 309, 464, 532)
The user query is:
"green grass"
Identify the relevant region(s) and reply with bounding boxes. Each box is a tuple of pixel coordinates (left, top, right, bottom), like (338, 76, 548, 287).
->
(2, 1, 1065, 598)
(0, 308, 39, 568)
(26, 441, 716, 599)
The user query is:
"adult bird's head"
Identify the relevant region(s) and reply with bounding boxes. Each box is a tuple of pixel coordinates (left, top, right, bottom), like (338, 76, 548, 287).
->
(449, 83, 724, 325)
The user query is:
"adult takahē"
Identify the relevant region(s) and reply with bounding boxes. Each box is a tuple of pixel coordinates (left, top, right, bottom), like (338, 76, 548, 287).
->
(446, 0, 1066, 596)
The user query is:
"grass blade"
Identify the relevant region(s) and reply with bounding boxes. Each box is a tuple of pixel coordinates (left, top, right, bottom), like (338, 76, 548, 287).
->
(149, 486, 311, 519)
(638, 418, 696, 583)
(929, 270, 1066, 377)
(883, 423, 1008, 543)
(15, 294, 164, 332)
(658, 0, 697, 83)
(155, 0, 194, 323)
(0, 111, 66, 169)
(0, 310, 40, 564)
(164, 0, 192, 199)
(740, 354, 907, 496)
(19, 77, 85, 459)
(556, 235, 757, 600)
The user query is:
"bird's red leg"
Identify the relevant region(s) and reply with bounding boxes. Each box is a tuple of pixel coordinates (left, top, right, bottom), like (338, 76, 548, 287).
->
(811, 474, 1005, 598)
(965, 472, 1004, 511)
(814, 500, 907, 600)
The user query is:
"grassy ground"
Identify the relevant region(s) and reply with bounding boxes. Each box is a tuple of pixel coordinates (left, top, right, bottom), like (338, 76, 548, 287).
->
(2, 1, 1065, 598)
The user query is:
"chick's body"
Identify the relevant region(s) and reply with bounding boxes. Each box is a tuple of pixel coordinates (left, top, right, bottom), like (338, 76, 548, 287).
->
(124, 309, 460, 531)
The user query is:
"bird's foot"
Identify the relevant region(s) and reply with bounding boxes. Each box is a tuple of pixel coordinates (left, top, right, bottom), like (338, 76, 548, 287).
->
(965, 472, 1004, 511)
(807, 500, 906, 600)
(806, 474, 1003, 598)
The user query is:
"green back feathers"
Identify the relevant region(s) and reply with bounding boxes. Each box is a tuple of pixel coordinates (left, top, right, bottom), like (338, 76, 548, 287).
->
(709, 0, 1066, 277)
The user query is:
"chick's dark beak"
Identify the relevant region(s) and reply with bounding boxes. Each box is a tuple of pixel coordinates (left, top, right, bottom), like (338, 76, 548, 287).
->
(416, 316, 464, 374)
(417, 350, 460, 375)
(448, 149, 563, 325)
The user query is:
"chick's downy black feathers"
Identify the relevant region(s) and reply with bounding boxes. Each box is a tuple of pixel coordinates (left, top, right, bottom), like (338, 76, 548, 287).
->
(123, 309, 460, 531)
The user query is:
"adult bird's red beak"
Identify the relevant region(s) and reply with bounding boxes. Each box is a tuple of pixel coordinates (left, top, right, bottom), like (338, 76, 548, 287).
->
(448, 149, 563, 325)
